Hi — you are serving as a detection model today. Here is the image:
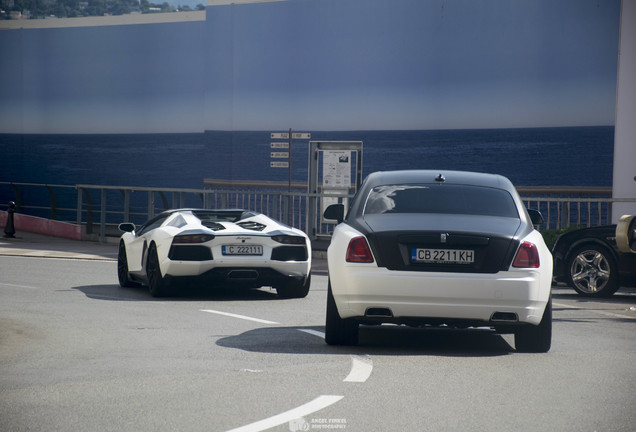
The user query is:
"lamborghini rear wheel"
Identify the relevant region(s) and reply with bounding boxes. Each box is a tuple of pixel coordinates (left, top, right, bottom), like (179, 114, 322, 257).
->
(276, 274, 311, 299)
(147, 244, 167, 297)
(117, 241, 138, 288)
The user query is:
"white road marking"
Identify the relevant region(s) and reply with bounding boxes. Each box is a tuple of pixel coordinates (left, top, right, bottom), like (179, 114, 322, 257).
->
(200, 309, 280, 325)
(343, 355, 373, 383)
(296, 329, 373, 383)
(297, 328, 325, 339)
(224, 395, 344, 432)
(553, 302, 582, 310)
(554, 302, 636, 320)
(0, 282, 38, 289)
(201, 312, 373, 385)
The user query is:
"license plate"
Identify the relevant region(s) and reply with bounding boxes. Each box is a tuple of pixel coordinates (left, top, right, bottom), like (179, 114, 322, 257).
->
(222, 245, 263, 256)
(411, 248, 474, 264)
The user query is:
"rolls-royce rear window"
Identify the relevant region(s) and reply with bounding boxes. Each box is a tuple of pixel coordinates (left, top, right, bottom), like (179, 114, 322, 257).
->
(363, 184, 519, 218)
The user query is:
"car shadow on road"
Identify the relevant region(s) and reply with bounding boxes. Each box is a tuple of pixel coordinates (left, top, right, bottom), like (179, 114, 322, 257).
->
(216, 325, 515, 357)
(72, 284, 282, 302)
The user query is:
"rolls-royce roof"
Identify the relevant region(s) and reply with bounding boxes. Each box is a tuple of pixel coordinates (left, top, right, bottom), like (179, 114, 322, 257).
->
(362, 170, 515, 192)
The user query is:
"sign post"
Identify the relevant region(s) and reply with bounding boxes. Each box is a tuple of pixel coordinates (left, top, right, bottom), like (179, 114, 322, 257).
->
(270, 129, 311, 223)
(270, 129, 311, 191)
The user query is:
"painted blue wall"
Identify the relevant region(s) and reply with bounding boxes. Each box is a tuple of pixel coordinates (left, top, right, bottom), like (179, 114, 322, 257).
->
(0, 0, 621, 133)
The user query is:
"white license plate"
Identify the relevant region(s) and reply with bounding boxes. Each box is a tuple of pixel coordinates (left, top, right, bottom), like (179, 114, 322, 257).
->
(222, 245, 263, 256)
(411, 248, 474, 264)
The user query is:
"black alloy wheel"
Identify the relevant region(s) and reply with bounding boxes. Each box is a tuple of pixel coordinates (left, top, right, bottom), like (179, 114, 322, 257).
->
(117, 241, 138, 288)
(146, 244, 167, 297)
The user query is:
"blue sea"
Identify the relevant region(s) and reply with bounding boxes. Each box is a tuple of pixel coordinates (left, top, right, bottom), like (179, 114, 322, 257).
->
(0, 126, 615, 191)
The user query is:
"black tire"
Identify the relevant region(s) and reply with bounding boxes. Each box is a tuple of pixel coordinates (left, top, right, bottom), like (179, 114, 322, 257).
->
(566, 244, 619, 297)
(515, 298, 552, 353)
(325, 280, 358, 346)
(117, 241, 138, 288)
(146, 244, 167, 297)
(276, 274, 311, 299)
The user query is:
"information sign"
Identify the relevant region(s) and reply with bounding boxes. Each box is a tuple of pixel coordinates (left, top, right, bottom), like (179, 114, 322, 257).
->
(270, 132, 311, 140)
(323, 150, 352, 188)
(270, 161, 289, 168)
(292, 133, 311, 139)
(270, 152, 289, 158)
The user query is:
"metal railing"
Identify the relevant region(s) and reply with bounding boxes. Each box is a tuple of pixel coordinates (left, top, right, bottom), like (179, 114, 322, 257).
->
(518, 186, 616, 229)
(1, 181, 634, 242)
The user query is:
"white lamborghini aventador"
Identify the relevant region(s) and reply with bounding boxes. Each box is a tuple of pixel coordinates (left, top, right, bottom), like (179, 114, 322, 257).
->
(117, 209, 312, 298)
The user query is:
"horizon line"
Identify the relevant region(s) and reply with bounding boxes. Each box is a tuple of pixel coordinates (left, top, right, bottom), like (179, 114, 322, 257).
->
(0, 124, 615, 136)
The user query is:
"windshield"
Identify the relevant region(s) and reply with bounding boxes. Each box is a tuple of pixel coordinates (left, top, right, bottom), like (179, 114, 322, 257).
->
(363, 184, 519, 218)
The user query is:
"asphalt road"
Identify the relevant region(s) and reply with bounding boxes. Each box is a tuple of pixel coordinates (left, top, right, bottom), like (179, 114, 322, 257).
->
(1, 255, 635, 432)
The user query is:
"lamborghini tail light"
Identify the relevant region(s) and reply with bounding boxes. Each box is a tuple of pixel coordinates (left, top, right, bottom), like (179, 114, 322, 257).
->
(512, 241, 540, 268)
(272, 235, 306, 245)
(172, 234, 215, 244)
(346, 236, 374, 263)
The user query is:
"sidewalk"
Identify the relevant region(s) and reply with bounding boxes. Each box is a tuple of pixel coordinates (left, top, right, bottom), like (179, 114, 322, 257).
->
(0, 231, 118, 261)
(0, 231, 328, 274)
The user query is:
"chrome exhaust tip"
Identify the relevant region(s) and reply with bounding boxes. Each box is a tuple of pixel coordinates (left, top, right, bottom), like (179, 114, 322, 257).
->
(365, 307, 394, 318)
(490, 312, 519, 322)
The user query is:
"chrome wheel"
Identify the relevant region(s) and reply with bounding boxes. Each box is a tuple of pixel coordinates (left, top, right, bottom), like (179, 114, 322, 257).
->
(567, 245, 618, 297)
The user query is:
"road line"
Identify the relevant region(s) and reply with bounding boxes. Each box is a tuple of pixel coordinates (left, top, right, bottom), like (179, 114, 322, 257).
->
(343, 355, 373, 382)
(224, 395, 344, 432)
(554, 302, 636, 320)
(297, 328, 325, 339)
(200, 309, 279, 325)
(0, 282, 38, 289)
(296, 329, 373, 382)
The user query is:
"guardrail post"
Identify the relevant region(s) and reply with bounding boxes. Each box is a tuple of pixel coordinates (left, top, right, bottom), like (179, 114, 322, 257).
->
(76, 187, 83, 225)
(83, 188, 94, 234)
(123, 189, 130, 222)
(148, 191, 154, 219)
(100, 188, 106, 243)
(559, 202, 569, 229)
(283, 194, 290, 226)
(46, 186, 57, 220)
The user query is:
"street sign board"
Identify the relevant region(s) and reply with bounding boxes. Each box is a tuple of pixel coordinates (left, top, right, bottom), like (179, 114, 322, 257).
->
(270, 152, 289, 158)
(270, 161, 289, 168)
(270, 142, 289, 149)
(270, 132, 311, 139)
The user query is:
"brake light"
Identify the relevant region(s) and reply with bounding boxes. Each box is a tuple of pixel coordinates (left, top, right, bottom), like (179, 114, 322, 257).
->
(272, 235, 306, 245)
(512, 241, 540, 268)
(172, 234, 215, 244)
(346, 237, 374, 263)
